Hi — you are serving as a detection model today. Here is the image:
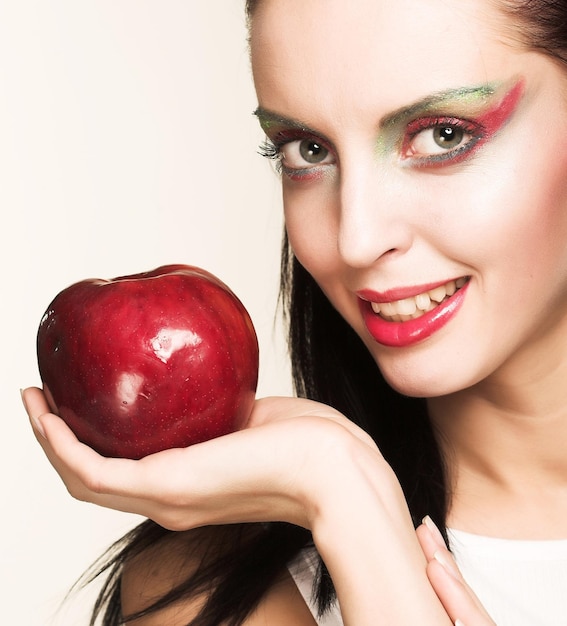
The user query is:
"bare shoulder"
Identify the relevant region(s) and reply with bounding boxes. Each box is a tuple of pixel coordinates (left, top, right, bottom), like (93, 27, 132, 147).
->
(121, 526, 317, 626)
(243, 569, 318, 625)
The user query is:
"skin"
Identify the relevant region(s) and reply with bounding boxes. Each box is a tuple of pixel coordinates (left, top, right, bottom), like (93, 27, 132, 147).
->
(22, 0, 567, 623)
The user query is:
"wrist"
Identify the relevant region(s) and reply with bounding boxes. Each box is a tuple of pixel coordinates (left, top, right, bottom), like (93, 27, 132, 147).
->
(306, 437, 453, 625)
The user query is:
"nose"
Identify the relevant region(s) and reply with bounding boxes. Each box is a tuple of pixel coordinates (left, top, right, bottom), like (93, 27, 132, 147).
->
(337, 161, 414, 268)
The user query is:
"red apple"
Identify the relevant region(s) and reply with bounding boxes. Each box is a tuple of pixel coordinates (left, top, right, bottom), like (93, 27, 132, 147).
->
(36, 264, 259, 459)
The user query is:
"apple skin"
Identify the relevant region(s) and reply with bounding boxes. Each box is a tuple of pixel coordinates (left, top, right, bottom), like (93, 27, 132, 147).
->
(37, 264, 259, 459)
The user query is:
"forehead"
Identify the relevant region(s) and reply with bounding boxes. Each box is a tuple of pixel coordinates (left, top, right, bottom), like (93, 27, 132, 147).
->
(250, 0, 518, 125)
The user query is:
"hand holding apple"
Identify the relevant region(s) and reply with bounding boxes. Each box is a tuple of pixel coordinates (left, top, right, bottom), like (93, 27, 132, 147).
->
(36, 264, 259, 459)
(23, 388, 375, 531)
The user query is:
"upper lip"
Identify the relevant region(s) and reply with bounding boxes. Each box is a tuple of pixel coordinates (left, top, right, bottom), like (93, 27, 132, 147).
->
(357, 277, 468, 304)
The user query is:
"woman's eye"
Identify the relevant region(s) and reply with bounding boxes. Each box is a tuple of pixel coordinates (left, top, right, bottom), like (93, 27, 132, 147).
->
(408, 125, 469, 156)
(258, 134, 335, 178)
(298, 139, 328, 163)
(403, 117, 483, 164)
(431, 126, 465, 150)
(280, 138, 334, 169)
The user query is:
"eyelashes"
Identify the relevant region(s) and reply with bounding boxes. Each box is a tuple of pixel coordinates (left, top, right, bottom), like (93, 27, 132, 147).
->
(258, 133, 335, 180)
(402, 116, 485, 167)
(258, 139, 283, 172)
(258, 139, 280, 161)
(258, 116, 487, 178)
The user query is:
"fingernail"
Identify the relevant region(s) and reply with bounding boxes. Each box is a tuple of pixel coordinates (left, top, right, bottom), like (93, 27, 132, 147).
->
(20, 388, 28, 411)
(423, 515, 447, 548)
(455, 620, 466, 626)
(32, 415, 47, 439)
(433, 548, 461, 580)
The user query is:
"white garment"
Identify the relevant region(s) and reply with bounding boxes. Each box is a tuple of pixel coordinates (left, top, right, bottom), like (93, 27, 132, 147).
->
(288, 548, 344, 625)
(448, 528, 567, 626)
(289, 533, 567, 625)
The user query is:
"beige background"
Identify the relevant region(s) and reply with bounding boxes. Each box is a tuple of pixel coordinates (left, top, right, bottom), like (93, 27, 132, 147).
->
(2, 2, 291, 623)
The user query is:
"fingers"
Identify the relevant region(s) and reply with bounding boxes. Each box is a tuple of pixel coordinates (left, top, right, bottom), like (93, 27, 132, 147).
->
(416, 515, 447, 561)
(426, 558, 494, 626)
(22, 386, 90, 477)
(417, 517, 496, 626)
(21, 387, 79, 483)
(22, 386, 154, 511)
(21, 386, 50, 438)
(21, 388, 332, 528)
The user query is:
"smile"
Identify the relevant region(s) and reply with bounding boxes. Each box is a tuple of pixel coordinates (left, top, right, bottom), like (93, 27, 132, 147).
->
(358, 277, 471, 348)
(370, 277, 468, 322)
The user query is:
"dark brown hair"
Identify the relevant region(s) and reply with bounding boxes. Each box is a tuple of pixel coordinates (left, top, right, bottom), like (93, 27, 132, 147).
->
(497, 0, 567, 64)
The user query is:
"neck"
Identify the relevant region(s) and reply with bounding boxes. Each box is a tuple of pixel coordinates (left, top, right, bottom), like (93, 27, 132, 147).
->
(427, 348, 567, 539)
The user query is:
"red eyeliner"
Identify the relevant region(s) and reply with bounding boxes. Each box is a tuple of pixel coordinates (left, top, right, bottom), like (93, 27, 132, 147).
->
(477, 79, 525, 136)
(403, 79, 526, 167)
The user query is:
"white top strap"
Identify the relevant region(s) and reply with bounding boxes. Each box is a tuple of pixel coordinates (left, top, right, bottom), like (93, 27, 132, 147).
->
(288, 548, 344, 626)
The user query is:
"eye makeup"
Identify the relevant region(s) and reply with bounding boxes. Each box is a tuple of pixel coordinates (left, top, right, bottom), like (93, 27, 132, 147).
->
(378, 78, 526, 167)
(255, 118, 336, 181)
(253, 76, 526, 177)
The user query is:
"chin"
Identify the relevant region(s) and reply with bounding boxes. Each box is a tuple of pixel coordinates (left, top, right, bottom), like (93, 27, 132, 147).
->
(372, 349, 481, 400)
(357, 315, 495, 399)
(380, 373, 443, 399)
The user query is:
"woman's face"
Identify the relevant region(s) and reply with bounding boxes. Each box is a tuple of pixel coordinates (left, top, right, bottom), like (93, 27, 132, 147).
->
(251, 0, 567, 397)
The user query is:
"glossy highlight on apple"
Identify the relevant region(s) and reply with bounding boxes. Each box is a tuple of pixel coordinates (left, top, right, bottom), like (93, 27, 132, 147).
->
(36, 264, 260, 459)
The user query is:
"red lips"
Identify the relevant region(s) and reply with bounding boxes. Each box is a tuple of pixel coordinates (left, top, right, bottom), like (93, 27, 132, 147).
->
(358, 279, 470, 347)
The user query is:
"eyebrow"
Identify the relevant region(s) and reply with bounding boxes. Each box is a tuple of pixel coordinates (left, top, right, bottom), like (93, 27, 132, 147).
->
(253, 107, 329, 141)
(253, 83, 498, 136)
(381, 84, 497, 127)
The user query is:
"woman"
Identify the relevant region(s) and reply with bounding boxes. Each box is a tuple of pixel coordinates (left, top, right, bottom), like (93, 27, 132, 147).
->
(23, 0, 567, 624)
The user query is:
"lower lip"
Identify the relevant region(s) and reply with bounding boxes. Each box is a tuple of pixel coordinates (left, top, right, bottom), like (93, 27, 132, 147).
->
(359, 281, 470, 348)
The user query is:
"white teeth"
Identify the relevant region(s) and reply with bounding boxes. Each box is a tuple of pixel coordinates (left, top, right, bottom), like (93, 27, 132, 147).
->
(429, 285, 447, 303)
(381, 301, 396, 317)
(370, 277, 468, 323)
(397, 297, 417, 316)
(415, 293, 431, 311)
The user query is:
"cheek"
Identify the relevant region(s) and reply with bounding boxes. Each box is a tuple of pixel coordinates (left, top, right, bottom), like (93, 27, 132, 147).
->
(283, 182, 362, 329)
(493, 100, 567, 279)
(283, 183, 340, 280)
(423, 118, 567, 295)
(478, 147, 567, 293)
